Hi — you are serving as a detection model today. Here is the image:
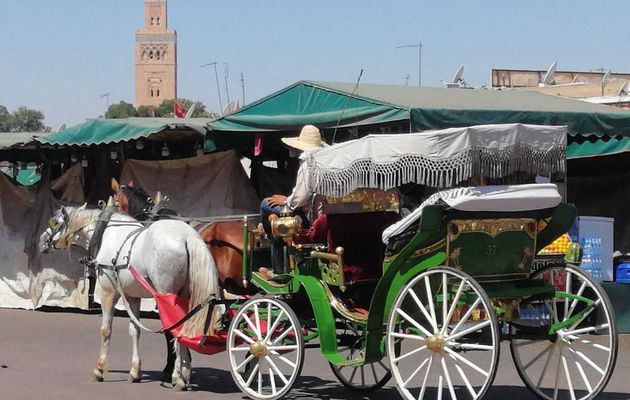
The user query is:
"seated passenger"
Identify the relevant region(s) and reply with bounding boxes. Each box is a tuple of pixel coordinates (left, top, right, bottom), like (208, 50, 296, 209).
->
(259, 125, 328, 277)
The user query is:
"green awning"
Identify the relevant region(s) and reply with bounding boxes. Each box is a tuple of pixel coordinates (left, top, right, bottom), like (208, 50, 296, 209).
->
(0, 132, 42, 149)
(38, 117, 212, 146)
(567, 136, 630, 159)
(209, 81, 630, 136)
(209, 82, 408, 132)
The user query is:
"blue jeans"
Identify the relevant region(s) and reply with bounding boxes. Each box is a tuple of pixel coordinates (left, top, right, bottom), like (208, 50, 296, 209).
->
(260, 198, 286, 273)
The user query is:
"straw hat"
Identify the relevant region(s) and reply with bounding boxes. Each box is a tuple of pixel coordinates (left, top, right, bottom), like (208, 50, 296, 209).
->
(281, 125, 329, 152)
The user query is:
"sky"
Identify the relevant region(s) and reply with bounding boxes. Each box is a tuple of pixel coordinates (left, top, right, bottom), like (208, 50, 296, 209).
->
(2, 0, 630, 131)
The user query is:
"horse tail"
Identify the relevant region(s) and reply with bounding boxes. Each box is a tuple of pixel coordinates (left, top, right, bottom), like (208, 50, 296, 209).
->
(180, 235, 221, 338)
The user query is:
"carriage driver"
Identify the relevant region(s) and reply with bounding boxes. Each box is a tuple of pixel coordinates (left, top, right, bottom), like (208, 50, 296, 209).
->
(259, 125, 328, 277)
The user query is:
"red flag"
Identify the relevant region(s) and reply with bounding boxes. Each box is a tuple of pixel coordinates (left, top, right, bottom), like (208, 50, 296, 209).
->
(173, 101, 186, 118)
(254, 132, 263, 156)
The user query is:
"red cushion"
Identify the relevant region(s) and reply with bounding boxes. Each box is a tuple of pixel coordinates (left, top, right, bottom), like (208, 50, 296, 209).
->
(326, 212, 400, 282)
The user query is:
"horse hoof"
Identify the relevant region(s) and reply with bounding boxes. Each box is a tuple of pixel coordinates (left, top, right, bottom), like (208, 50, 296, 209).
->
(91, 371, 104, 382)
(128, 374, 141, 383)
(173, 378, 188, 391)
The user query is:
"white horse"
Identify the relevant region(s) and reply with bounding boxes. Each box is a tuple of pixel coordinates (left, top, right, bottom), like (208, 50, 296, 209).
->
(39, 204, 221, 390)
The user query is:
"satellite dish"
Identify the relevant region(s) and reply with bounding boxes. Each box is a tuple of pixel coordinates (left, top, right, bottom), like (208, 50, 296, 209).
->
(540, 62, 557, 86)
(618, 81, 629, 96)
(453, 66, 464, 83)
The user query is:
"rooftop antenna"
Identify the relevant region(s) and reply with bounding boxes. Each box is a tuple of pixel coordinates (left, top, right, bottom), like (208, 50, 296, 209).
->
(240, 72, 246, 105)
(331, 68, 363, 144)
(404, 74, 410, 86)
(396, 42, 422, 86)
(602, 70, 612, 96)
(224, 63, 231, 110)
(99, 93, 111, 108)
(201, 62, 223, 115)
(540, 62, 557, 87)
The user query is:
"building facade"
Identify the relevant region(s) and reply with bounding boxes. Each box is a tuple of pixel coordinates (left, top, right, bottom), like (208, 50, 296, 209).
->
(135, 0, 177, 107)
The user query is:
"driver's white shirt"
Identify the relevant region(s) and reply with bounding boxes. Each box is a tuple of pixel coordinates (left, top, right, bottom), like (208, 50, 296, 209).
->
(285, 162, 310, 210)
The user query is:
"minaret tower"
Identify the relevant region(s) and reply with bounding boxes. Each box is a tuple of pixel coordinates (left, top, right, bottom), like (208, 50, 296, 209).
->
(135, 0, 177, 107)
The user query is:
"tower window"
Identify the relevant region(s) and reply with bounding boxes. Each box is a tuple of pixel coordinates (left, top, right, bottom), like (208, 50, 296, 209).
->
(150, 16, 155, 25)
(149, 50, 154, 59)
(156, 50, 161, 60)
(156, 17, 160, 25)
(150, 89, 154, 97)
(156, 89, 160, 97)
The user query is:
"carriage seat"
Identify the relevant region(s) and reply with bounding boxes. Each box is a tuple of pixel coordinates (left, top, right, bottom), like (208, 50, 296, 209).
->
(314, 212, 400, 283)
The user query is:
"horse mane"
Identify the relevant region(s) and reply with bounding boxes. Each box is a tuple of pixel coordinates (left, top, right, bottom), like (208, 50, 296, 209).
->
(121, 186, 153, 220)
(121, 186, 179, 220)
(66, 208, 101, 234)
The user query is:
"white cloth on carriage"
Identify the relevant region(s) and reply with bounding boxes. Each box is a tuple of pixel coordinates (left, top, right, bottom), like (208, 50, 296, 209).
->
(382, 183, 562, 244)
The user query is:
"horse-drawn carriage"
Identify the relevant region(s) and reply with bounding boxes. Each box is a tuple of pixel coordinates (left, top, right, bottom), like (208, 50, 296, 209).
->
(41, 124, 617, 400)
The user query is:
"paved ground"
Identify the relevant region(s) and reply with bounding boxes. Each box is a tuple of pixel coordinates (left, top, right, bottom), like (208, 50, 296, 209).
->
(1, 308, 629, 400)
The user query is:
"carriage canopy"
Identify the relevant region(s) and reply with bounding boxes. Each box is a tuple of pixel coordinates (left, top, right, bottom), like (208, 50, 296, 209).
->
(305, 123, 567, 197)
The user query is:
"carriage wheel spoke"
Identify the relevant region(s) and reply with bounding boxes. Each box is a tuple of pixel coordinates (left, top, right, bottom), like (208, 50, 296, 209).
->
(234, 328, 256, 344)
(523, 343, 553, 370)
(449, 298, 482, 337)
(568, 347, 605, 376)
(550, 273, 560, 326)
(266, 356, 289, 386)
(245, 361, 260, 387)
(268, 345, 299, 351)
(396, 308, 433, 338)
(450, 343, 493, 351)
(393, 345, 427, 363)
(271, 324, 295, 345)
(257, 369, 262, 394)
(444, 347, 489, 377)
(409, 286, 438, 334)
(349, 365, 358, 384)
(564, 270, 572, 318)
(561, 353, 577, 400)
(568, 345, 593, 393)
(236, 354, 256, 371)
(441, 356, 457, 400)
(264, 309, 285, 342)
(370, 362, 379, 384)
(569, 299, 602, 331)
(242, 313, 261, 341)
(418, 355, 434, 400)
(568, 336, 610, 352)
(424, 276, 438, 333)
(437, 375, 444, 400)
(450, 355, 477, 398)
(442, 273, 448, 332)
(269, 350, 297, 369)
(537, 345, 556, 388)
(391, 331, 426, 341)
(360, 365, 365, 386)
(442, 278, 466, 336)
(446, 319, 491, 342)
(231, 346, 252, 352)
(552, 347, 562, 400)
(566, 281, 587, 319)
(254, 304, 262, 341)
(564, 323, 609, 337)
(402, 357, 429, 387)
(269, 368, 277, 395)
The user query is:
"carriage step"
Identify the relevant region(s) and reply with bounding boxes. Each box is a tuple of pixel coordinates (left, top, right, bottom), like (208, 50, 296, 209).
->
(332, 356, 365, 367)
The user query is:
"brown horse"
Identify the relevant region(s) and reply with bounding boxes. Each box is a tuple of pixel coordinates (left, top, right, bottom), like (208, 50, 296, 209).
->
(111, 178, 257, 293)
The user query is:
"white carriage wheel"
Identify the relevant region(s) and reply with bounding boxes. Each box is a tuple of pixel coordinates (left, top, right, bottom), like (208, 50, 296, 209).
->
(329, 320, 393, 392)
(386, 267, 500, 400)
(510, 264, 618, 400)
(227, 297, 305, 400)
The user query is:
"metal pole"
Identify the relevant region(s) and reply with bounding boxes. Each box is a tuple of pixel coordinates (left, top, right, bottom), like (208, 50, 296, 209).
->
(396, 42, 423, 87)
(418, 41, 422, 87)
(224, 63, 231, 109)
(201, 62, 223, 115)
(240, 72, 245, 105)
